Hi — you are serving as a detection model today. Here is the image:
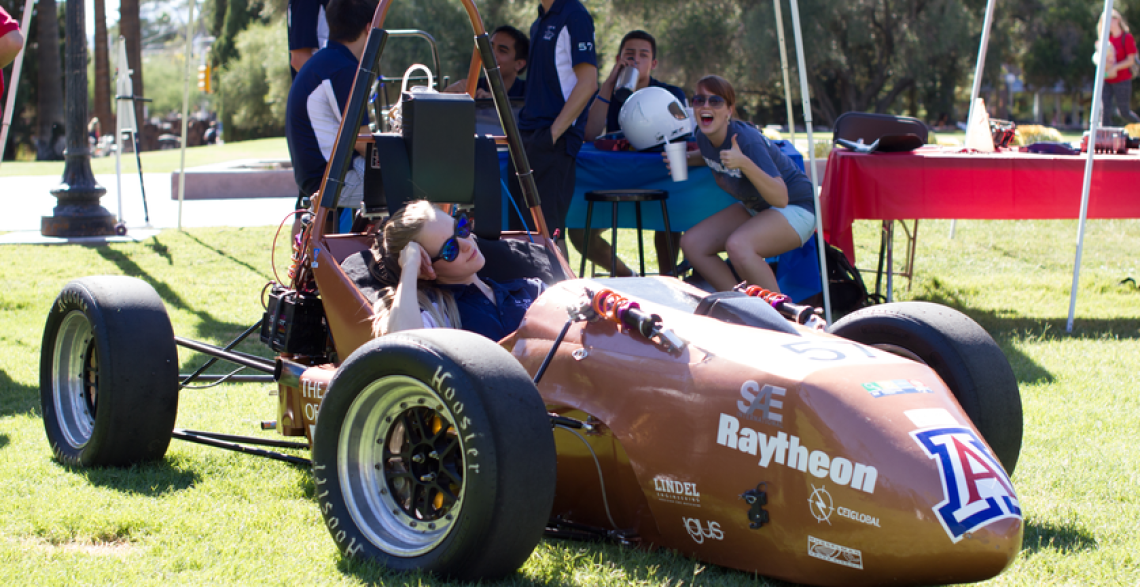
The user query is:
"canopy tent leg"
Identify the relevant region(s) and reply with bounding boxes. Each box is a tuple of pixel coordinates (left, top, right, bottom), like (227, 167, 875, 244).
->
(1069, 0, 1116, 332)
(787, 0, 831, 323)
(0, 0, 34, 167)
(177, 0, 198, 231)
(951, 0, 998, 240)
(772, 0, 795, 144)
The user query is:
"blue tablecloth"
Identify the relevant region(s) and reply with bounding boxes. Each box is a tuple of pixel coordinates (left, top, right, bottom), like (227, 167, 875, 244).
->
(497, 140, 821, 301)
(566, 141, 803, 231)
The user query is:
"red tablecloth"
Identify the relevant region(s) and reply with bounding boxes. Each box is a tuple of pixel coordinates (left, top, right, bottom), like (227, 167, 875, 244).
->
(821, 147, 1140, 263)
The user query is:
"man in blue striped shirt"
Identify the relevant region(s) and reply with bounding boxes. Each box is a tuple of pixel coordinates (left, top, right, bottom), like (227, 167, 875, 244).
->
(505, 0, 598, 256)
(285, 0, 375, 226)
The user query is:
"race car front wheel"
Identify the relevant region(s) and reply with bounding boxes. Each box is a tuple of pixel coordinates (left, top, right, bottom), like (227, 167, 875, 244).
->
(828, 302, 1023, 475)
(312, 329, 556, 581)
(40, 276, 179, 467)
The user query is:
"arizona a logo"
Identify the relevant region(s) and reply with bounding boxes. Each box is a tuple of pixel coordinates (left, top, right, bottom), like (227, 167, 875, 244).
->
(911, 427, 1021, 542)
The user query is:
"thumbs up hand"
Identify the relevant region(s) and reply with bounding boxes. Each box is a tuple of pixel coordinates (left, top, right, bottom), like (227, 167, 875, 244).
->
(720, 134, 746, 170)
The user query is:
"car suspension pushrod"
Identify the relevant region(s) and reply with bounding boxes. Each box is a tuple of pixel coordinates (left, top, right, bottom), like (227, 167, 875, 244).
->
(180, 320, 264, 386)
(172, 429, 310, 466)
(175, 337, 276, 374)
(177, 374, 275, 383)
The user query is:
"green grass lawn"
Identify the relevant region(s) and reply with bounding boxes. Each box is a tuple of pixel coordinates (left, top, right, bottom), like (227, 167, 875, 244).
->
(0, 138, 290, 177)
(0, 219, 1137, 585)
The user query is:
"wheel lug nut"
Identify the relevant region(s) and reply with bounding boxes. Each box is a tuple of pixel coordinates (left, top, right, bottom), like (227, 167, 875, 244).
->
(419, 473, 436, 482)
(428, 451, 439, 459)
(412, 454, 425, 463)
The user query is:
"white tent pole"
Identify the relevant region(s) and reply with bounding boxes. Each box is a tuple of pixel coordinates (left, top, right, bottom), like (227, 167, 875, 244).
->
(0, 0, 34, 167)
(1069, 0, 1114, 332)
(951, 0, 998, 239)
(773, 0, 795, 143)
(177, 0, 197, 231)
(787, 0, 831, 323)
(114, 36, 132, 226)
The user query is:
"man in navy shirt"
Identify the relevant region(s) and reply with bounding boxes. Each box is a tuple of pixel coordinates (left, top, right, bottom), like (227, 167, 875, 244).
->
(444, 25, 528, 99)
(576, 29, 687, 276)
(287, 0, 328, 78)
(285, 0, 375, 222)
(506, 0, 598, 256)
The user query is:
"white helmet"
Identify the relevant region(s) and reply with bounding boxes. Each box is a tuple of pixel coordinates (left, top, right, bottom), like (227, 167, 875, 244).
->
(618, 87, 691, 151)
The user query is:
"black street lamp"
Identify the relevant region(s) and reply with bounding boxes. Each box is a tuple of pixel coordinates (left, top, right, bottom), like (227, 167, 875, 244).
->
(42, 0, 115, 237)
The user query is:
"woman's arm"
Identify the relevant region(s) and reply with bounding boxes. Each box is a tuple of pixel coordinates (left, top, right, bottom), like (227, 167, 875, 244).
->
(719, 134, 789, 208)
(382, 242, 435, 334)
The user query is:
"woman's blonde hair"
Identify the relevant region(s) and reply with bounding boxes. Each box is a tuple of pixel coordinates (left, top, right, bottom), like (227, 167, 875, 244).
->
(1099, 9, 1131, 36)
(370, 200, 461, 336)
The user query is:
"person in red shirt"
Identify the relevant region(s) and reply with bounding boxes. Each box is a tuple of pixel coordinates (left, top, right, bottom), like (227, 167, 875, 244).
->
(1097, 9, 1140, 126)
(1, 6, 25, 104)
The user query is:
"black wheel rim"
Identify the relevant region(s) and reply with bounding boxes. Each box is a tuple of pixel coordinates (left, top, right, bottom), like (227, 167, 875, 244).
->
(337, 375, 466, 556)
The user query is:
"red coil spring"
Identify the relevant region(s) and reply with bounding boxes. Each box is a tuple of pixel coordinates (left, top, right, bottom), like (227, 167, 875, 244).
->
(591, 289, 640, 327)
(742, 285, 790, 308)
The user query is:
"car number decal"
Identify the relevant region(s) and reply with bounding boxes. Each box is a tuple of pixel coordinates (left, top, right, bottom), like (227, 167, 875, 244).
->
(782, 341, 877, 362)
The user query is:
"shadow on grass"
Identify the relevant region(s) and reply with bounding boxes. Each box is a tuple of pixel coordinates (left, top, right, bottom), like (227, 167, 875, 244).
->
(910, 281, 1140, 386)
(68, 459, 201, 496)
(334, 537, 796, 587)
(147, 237, 173, 265)
(0, 368, 39, 419)
(1022, 518, 1098, 555)
(93, 246, 269, 370)
(181, 231, 272, 281)
(0, 434, 8, 451)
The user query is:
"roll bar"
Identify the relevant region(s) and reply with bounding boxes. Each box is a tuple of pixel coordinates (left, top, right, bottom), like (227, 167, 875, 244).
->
(303, 0, 548, 261)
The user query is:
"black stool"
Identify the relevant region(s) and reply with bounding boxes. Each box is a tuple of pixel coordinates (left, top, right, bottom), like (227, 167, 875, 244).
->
(581, 189, 674, 278)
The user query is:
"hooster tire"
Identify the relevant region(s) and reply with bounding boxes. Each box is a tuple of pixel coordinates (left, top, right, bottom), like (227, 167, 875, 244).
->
(40, 276, 179, 467)
(828, 301, 1023, 475)
(311, 329, 556, 580)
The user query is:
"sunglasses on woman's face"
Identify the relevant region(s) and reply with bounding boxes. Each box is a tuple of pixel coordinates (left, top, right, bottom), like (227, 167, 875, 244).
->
(692, 94, 727, 108)
(430, 212, 475, 263)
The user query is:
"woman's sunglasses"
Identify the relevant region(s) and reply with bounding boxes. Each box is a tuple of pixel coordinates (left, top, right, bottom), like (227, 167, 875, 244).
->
(692, 94, 727, 108)
(430, 212, 474, 263)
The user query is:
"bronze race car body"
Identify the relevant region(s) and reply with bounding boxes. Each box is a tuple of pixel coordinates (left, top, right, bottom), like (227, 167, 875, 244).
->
(504, 278, 1021, 586)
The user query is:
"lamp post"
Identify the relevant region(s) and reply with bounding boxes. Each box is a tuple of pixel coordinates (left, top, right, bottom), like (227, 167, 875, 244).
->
(42, 0, 116, 237)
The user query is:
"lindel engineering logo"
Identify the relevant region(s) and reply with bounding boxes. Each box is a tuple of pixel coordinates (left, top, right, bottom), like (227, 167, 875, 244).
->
(911, 427, 1021, 542)
(716, 414, 878, 493)
(653, 476, 701, 507)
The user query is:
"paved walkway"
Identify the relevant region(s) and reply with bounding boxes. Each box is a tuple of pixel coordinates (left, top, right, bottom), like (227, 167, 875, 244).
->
(0, 173, 297, 245)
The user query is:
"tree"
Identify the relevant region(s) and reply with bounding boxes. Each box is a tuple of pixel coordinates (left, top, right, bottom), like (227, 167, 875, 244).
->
(35, 0, 63, 160)
(94, 0, 113, 135)
(121, 0, 145, 138)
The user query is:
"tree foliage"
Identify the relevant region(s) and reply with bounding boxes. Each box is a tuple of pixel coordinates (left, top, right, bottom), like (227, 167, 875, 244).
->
(217, 18, 289, 140)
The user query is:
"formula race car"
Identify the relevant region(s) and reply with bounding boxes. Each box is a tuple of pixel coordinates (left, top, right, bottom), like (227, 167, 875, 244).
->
(38, 2, 1024, 586)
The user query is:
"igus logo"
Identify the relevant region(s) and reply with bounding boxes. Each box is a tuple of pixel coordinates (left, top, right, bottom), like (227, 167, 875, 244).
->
(682, 518, 724, 544)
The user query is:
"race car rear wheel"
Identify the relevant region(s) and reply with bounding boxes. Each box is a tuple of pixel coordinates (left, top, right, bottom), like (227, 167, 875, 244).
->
(40, 276, 179, 467)
(828, 301, 1022, 474)
(312, 329, 556, 580)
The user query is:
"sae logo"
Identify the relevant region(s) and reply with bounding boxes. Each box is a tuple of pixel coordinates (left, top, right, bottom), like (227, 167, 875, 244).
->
(911, 427, 1021, 543)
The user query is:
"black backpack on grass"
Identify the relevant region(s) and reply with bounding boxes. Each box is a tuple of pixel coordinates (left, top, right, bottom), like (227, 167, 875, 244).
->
(805, 243, 873, 316)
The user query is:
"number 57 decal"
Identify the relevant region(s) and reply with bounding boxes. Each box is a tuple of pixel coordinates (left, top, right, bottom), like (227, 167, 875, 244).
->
(782, 341, 876, 361)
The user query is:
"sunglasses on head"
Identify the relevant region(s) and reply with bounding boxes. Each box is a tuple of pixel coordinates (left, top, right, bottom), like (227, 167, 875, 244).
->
(692, 94, 727, 108)
(430, 212, 474, 263)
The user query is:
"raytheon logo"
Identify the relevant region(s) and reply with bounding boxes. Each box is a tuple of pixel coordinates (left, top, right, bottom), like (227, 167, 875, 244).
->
(716, 414, 878, 493)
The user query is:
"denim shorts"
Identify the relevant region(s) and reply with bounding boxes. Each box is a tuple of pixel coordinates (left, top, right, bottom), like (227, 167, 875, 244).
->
(741, 202, 816, 245)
